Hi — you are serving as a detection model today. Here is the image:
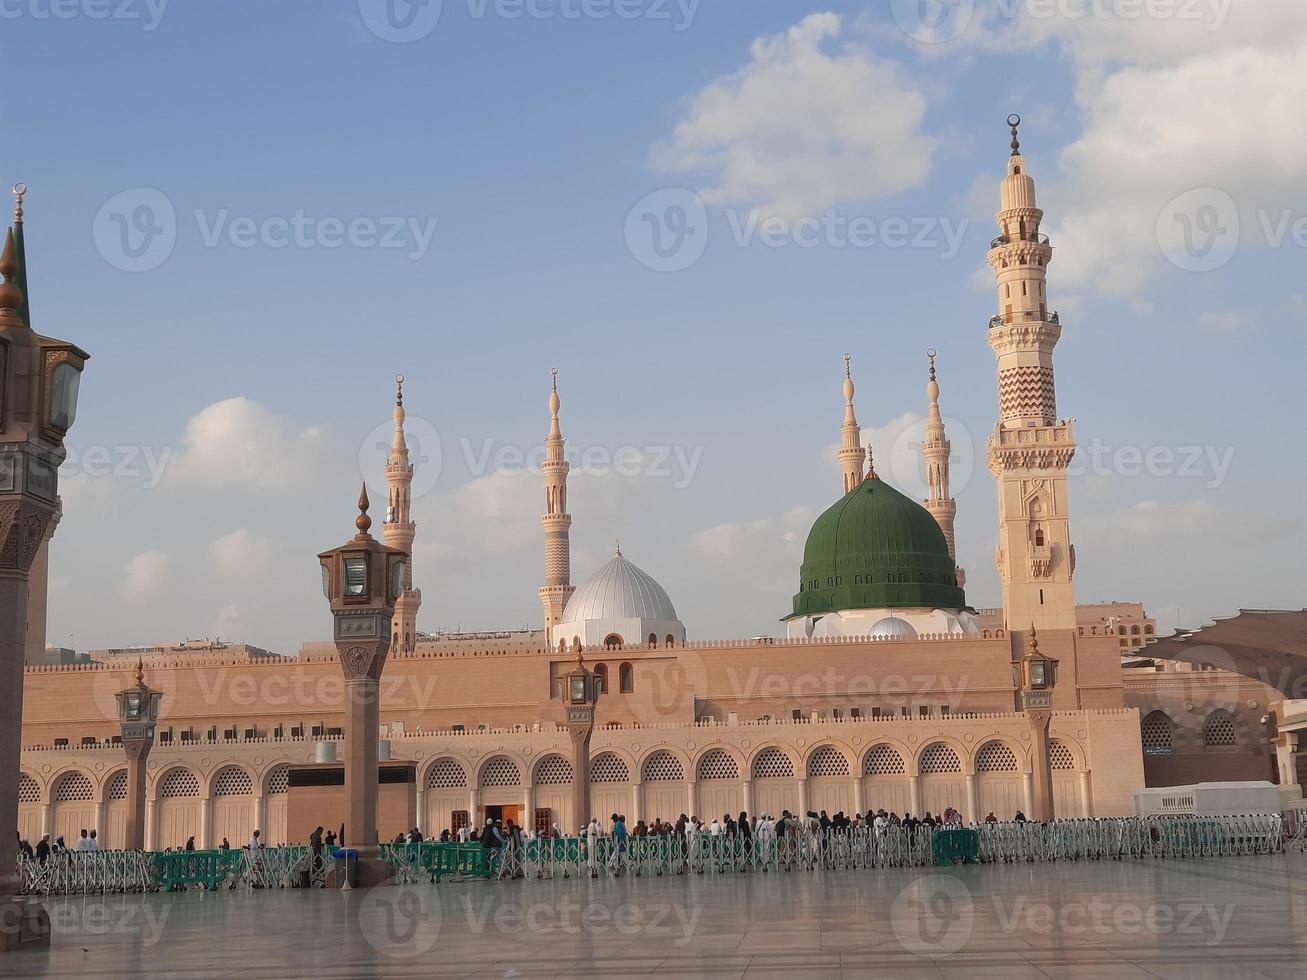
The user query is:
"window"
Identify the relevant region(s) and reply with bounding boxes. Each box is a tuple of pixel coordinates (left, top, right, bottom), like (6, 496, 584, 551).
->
(751, 747, 795, 779)
(594, 663, 608, 694)
(619, 662, 633, 694)
(1141, 711, 1174, 755)
(863, 745, 905, 775)
(1202, 710, 1237, 747)
(603, 634, 623, 650)
(975, 741, 1018, 772)
(919, 744, 962, 774)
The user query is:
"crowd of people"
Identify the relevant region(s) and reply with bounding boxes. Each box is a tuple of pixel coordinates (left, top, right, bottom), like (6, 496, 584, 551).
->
(17, 828, 103, 863)
(380, 805, 1031, 877)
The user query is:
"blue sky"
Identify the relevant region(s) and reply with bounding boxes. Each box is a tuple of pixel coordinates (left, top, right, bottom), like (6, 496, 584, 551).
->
(7, 0, 1304, 654)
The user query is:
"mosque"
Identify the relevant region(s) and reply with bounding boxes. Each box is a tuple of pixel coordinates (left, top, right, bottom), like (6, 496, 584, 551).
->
(15, 123, 1293, 849)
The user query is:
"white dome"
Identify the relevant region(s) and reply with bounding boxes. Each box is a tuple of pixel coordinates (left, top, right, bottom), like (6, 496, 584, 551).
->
(563, 552, 679, 624)
(869, 616, 918, 640)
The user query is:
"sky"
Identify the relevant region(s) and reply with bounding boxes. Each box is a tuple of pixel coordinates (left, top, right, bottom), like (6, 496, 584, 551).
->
(5, 0, 1304, 655)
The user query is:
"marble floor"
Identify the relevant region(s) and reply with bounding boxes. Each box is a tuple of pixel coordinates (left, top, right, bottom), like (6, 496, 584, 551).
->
(8, 853, 1307, 979)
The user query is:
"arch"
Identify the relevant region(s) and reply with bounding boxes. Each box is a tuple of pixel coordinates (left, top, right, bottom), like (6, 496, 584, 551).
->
(593, 663, 608, 695)
(210, 765, 256, 850)
(478, 756, 522, 788)
(103, 769, 129, 802)
(52, 770, 94, 804)
(750, 746, 796, 780)
(1049, 740, 1077, 771)
(916, 742, 963, 775)
(1202, 709, 1238, 747)
(665, 634, 675, 647)
(1047, 736, 1086, 771)
(18, 771, 41, 804)
(209, 764, 255, 798)
(264, 764, 292, 796)
(424, 757, 468, 789)
(695, 748, 740, 781)
(1141, 710, 1175, 755)
(603, 634, 623, 650)
(974, 741, 1019, 773)
(154, 767, 202, 851)
(533, 754, 574, 786)
(156, 767, 201, 799)
(862, 744, 907, 775)
(806, 745, 851, 777)
(590, 752, 631, 783)
(641, 750, 685, 782)
(619, 662, 634, 694)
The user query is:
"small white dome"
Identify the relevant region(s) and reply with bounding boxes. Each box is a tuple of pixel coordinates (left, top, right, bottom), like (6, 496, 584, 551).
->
(869, 616, 918, 640)
(563, 551, 679, 624)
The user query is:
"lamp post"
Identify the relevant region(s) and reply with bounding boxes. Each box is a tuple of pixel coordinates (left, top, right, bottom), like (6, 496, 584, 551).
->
(560, 646, 599, 833)
(318, 484, 404, 883)
(115, 658, 162, 851)
(0, 185, 89, 951)
(1013, 625, 1060, 821)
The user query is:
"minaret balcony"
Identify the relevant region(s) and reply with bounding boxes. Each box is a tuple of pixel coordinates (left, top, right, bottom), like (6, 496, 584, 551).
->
(990, 232, 1050, 249)
(989, 310, 1059, 330)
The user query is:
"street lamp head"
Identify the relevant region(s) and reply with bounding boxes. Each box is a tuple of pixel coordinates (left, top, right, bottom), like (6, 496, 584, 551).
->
(115, 657, 163, 737)
(318, 483, 407, 615)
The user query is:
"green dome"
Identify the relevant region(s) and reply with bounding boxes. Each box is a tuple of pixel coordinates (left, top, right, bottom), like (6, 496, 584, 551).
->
(788, 476, 966, 620)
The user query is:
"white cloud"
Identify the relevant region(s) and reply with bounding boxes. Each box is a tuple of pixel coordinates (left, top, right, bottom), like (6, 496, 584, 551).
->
(122, 550, 170, 604)
(1196, 310, 1251, 335)
(654, 13, 936, 219)
(212, 529, 274, 577)
(950, 3, 1307, 295)
(164, 397, 335, 491)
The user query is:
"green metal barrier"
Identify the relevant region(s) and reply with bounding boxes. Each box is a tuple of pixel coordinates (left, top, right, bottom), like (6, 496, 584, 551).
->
(153, 849, 243, 890)
(932, 828, 980, 866)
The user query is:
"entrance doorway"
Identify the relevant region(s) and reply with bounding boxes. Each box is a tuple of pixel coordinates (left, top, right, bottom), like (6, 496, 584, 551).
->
(485, 805, 522, 827)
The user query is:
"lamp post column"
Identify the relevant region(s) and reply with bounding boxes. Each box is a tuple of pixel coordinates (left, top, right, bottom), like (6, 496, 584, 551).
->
(340, 640, 388, 850)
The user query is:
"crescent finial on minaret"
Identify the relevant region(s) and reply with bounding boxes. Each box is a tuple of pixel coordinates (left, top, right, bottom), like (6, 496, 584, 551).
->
(12, 183, 25, 224)
(1008, 113, 1022, 156)
(134, 655, 144, 687)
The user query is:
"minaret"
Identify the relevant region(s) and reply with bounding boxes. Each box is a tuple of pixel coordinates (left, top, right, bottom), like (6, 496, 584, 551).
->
(922, 349, 965, 588)
(383, 375, 421, 653)
(986, 116, 1077, 632)
(539, 369, 575, 644)
(838, 353, 867, 494)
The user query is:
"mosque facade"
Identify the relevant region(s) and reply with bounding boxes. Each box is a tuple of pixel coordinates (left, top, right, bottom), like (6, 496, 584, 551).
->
(16, 125, 1284, 848)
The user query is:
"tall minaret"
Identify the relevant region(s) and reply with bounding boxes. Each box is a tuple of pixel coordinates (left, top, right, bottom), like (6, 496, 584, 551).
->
(838, 353, 867, 494)
(539, 369, 575, 644)
(383, 374, 422, 652)
(986, 115, 1077, 632)
(922, 349, 965, 588)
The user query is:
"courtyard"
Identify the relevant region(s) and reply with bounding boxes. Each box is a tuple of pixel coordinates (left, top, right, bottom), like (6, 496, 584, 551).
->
(8, 852, 1307, 979)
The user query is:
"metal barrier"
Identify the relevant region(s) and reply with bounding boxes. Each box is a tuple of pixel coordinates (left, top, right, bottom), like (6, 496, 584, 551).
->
(18, 815, 1285, 894)
(17, 846, 336, 896)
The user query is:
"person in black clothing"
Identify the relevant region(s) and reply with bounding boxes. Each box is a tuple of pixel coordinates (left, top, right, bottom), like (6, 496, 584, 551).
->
(324, 830, 336, 848)
(407, 827, 422, 844)
(17, 833, 33, 860)
(185, 836, 196, 852)
(310, 826, 325, 880)
(219, 837, 231, 850)
(35, 835, 50, 864)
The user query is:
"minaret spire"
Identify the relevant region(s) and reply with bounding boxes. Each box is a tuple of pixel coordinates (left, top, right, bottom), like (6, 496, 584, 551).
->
(838, 353, 867, 493)
(922, 348, 964, 586)
(986, 115, 1078, 635)
(11, 183, 29, 326)
(382, 375, 421, 652)
(539, 368, 575, 644)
